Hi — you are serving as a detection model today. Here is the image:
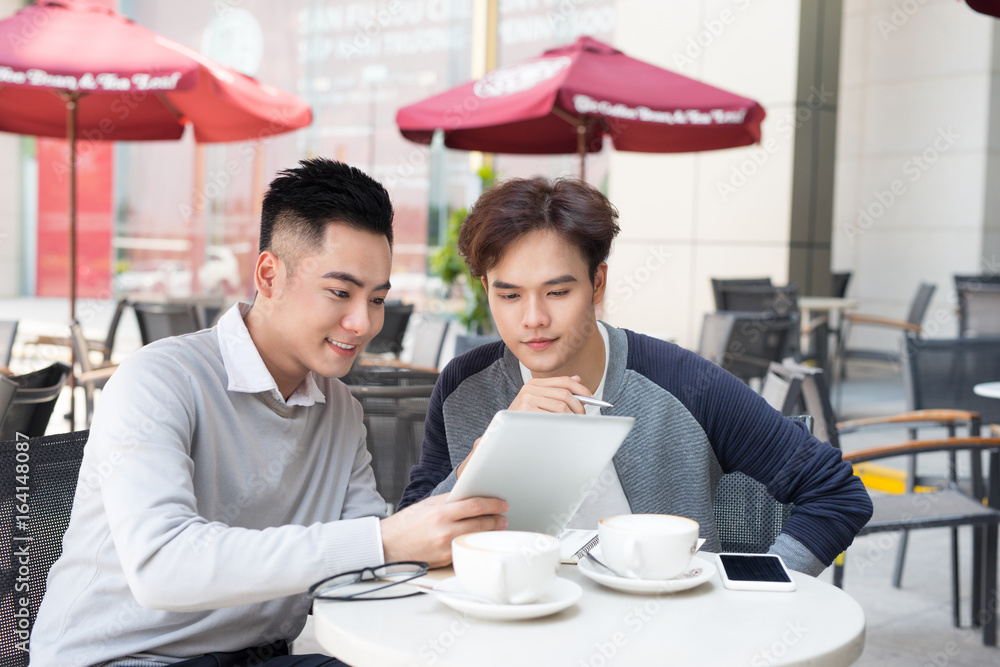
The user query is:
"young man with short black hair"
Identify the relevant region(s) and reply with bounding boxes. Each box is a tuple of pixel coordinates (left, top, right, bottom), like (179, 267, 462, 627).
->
(399, 176, 871, 575)
(31, 159, 507, 666)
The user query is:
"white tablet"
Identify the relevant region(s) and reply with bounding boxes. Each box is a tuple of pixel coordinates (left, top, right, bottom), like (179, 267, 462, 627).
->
(449, 410, 635, 536)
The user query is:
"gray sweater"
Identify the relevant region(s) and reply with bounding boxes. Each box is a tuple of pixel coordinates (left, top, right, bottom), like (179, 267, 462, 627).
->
(31, 306, 386, 666)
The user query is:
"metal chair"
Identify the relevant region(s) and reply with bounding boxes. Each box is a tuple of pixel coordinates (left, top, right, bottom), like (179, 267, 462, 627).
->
(68, 323, 117, 428)
(714, 283, 799, 316)
(28, 298, 129, 365)
(365, 303, 414, 357)
(774, 357, 989, 627)
(132, 301, 202, 345)
(347, 384, 433, 513)
(712, 414, 812, 554)
(956, 281, 1000, 338)
(0, 363, 71, 440)
(0, 320, 18, 368)
(842, 436, 1000, 646)
(711, 277, 772, 310)
(837, 282, 936, 379)
(0, 430, 89, 666)
(832, 271, 852, 299)
(697, 311, 801, 385)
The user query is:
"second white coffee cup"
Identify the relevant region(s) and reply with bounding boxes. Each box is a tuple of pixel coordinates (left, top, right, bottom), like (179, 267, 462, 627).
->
(598, 514, 700, 580)
(452, 531, 561, 604)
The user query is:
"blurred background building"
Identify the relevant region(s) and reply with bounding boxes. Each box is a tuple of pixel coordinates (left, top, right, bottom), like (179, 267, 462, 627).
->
(0, 0, 996, 352)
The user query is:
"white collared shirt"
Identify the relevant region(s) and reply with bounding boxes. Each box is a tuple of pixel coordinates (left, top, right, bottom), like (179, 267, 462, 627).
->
(217, 302, 327, 407)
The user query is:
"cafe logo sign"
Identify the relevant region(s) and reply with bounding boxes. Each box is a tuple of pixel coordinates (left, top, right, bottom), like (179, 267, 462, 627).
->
(474, 57, 571, 98)
(0, 66, 184, 92)
(573, 93, 748, 126)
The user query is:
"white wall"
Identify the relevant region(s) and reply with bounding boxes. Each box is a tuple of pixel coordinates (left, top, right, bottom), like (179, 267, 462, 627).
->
(605, 0, 803, 348)
(832, 0, 999, 349)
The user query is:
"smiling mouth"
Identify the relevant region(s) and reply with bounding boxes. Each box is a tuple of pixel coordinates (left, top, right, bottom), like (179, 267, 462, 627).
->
(326, 338, 357, 350)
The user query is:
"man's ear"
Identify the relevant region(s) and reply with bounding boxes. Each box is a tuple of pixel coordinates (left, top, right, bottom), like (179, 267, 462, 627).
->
(481, 276, 489, 293)
(592, 262, 608, 305)
(254, 251, 280, 299)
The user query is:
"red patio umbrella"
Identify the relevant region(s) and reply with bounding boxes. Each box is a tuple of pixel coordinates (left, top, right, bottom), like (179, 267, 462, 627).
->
(396, 36, 765, 180)
(0, 0, 312, 324)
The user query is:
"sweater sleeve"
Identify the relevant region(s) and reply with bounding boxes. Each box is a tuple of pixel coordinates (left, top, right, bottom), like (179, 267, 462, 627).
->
(90, 348, 384, 612)
(398, 373, 454, 510)
(633, 333, 873, 568)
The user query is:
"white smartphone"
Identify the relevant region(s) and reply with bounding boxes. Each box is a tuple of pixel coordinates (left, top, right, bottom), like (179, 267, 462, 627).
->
(716, 553, 797, 592)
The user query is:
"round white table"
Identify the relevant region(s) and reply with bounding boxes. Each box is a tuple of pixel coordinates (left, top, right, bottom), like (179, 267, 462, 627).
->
(974, 382, 1000, 399)
(313, 561, 866, 667)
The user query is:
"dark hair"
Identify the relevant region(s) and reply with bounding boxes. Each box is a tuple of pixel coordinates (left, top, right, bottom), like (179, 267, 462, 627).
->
(259, 158, 394, 262)
(458, 177, 620, 281)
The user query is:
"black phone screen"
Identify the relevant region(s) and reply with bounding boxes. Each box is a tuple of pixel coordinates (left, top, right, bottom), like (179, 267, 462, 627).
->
(719, 554, 792, 582)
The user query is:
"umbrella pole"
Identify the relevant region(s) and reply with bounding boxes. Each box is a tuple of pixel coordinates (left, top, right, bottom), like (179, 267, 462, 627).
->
(66, 94, 78, 429)
(577, 122, 586, 181)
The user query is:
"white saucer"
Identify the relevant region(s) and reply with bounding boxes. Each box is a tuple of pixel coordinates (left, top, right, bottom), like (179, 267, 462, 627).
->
(432, 576, 582, 620)
(578, 555, 716, 594)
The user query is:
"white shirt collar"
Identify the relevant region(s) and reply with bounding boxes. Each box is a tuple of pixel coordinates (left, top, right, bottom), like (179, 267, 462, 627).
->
(217, 302, 326, 407)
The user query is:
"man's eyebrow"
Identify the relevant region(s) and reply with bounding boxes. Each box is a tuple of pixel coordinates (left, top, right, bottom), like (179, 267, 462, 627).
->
(322, 271, 392, 292)
(491, 275, 578, 289)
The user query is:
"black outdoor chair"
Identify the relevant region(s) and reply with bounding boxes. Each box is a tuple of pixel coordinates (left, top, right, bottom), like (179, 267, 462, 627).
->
(843, 436, 1000, 646)
(697, 311, 800, 385)
(714, 283, 799, 316)
(365, 303, 414, 357)
(712, 283, 802, 362)
(710, 277, 772, 311)
(832, 271, 852, 299)
(0, 430, 89, 665)
(837, 282, 936, 379)
(132, 301, 202, 346)
(346, 384, 433, 514)
(0, 362, 71, 441)
(773, 354, 993, 629)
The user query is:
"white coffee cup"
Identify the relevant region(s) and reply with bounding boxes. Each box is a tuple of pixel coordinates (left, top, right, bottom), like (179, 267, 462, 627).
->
(452, 531, 561, 604)
(598, 514, 700, 580)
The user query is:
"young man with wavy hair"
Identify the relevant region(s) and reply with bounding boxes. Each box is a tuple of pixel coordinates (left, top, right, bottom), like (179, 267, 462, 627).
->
(399, 176, 871, 577)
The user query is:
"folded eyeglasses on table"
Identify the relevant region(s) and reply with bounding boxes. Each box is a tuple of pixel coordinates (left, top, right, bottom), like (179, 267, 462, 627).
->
(307, 561, 430, 601)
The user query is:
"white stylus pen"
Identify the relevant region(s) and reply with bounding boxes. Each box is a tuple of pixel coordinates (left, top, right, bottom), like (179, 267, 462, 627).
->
(573, 395, 614, 408)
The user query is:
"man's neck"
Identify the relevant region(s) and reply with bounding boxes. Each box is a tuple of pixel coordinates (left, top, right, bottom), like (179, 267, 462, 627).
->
(573, 319, 606, 393)
(244, 305, 307, 400)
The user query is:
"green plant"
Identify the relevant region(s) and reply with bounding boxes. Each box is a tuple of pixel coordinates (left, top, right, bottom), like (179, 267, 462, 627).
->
(430, 207, 493, 334)
(428, 165, 499, 334)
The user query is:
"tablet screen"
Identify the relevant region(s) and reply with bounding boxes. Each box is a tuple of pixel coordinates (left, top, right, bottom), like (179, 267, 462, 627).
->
(449, 411, 635, 535)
